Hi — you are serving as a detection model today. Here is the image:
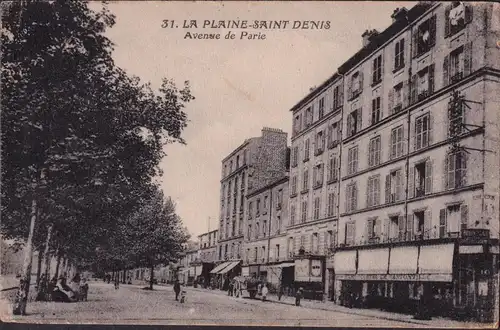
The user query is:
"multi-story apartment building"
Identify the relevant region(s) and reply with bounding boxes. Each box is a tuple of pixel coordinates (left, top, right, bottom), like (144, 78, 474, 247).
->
(197, 229, 218, 286)
(288, 72, 343, 299)
(243, 175, 290, 289)
(330, 1, 499, 322)
(214, 127, 289, 284)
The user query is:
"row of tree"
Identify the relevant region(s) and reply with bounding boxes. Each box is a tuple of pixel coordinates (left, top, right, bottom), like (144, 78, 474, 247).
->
(1, 0, 193, 315)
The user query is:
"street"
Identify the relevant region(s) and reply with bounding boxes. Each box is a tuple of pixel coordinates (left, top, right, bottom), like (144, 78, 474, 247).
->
(2, 281, 460, 327)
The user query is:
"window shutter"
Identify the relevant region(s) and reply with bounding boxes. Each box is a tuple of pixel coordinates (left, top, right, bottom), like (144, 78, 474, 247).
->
(347, 76, 353, 100)
(424, 209, 432, 239)
(367, 219, 373, 239)
(369, 100, 374, 126)
(464, 41, 473, 76)
(425, 159, 433, 194)
(383, 219, 389, 242)
(408, 165, 415, 199)
(320, 164, 324, 184)
(439, 209, 447, 238)
(464, 4, 473, 25)
(398, 215, 406, 241)
(429, 15, 437, 47)
(428, 64, 435, 94)
(402, 80, 409, 108)
(406, 215, 414, 241)
(353, 184, 358, 210)
(344, 187, 349, 213)
(366, 179, 371, 207)
(388, 88, 394, 114)
(339, 85, 344, 108)
(428, 113, 433, 145)
(410, 75, 417, 104)
(346, 114, 352, 137)
(444, 5, 452, 37)
(443, 55, 450, 87)
(357, 108, 363, 132)
(462, 152, 468, 186)
(460, 204, 469, 230)
(412, 27, 419, 58)
(359, 72, 364, 92)
(375, 176, 380, 205)
(385, 174, 391, 203)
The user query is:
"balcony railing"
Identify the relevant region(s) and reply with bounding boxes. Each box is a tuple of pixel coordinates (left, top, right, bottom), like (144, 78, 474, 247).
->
(392, 104, 402, 114)
(417, 90, 429, 102)
(450, 71, 464, 84)
(415, 186, 425, 197)
(328, 140, 339, 149)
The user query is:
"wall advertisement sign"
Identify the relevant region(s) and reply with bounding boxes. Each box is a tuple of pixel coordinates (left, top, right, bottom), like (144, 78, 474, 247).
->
(295, 258, 323, 282)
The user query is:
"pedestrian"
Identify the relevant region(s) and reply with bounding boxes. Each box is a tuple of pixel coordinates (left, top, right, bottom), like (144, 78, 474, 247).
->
(295, 287, 303, 306)
(180, 283, 187, 303)
(261, 283, 268, 302)
(174, 279, 181, 301)
(277, 284, 283, 301)
(114, 275, 119, 290)
(228, 279, 234, 296)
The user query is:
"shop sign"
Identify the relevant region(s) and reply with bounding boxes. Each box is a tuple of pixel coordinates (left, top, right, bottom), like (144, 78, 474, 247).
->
(461, 229, 490, 244)
(310, 259, 322, 282)
(295, 259, 310, 282)
(335, 273, 452, 282)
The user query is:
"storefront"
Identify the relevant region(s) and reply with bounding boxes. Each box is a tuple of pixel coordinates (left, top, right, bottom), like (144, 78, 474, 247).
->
(334, 237, 498, 322)
(294, 256, 325, 300)
(267, 262, 294, 292)
(209, 260, 241, 290)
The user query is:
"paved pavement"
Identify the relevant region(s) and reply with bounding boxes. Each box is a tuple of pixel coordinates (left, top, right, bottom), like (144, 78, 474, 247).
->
(1, 281, 492, 327)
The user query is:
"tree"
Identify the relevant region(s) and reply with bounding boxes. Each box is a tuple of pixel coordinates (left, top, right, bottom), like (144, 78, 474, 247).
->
(1, 0, 194, 314)
(115, 189, 190, 290)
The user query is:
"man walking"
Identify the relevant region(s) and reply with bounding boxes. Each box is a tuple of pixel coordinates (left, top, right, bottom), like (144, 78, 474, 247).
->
(174, 280, 181, 301)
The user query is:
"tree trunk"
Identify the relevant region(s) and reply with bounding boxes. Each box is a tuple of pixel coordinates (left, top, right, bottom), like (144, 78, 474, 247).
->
(35, 249, 43, 288)
(149, 264, 154, 290)
(42, 224, 53, 279)
(54, 254, 61, 278)
(12, 198, 37, 315)
(122, 270, 126, 284)
(112, 270, 115, 281)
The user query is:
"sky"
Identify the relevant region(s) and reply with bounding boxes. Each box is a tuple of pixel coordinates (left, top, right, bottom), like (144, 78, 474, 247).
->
(91, 1, 416, 239)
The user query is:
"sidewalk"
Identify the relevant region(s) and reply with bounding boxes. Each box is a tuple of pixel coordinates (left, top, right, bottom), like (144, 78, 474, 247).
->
(184, 285, 491, 328)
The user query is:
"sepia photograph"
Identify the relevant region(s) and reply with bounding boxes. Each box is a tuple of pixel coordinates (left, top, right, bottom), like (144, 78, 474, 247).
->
(1, 0, 499, 328)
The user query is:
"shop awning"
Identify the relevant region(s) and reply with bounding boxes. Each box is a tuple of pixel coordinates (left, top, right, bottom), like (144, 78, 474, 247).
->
(273, 262, 294, 268)
(334, 250, 357, 275)
(219, 261, 240, 274)
(358, 248, 389, 275)
(210, 262, 231, 274)
(389, 246, 418, 274)
(418, 243, 454, 275)
(194, 265, 202, 277)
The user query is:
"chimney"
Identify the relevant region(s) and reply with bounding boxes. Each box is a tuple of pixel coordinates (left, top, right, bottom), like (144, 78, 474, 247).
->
(361, 29, 379, 47)
(391, 7, 408, 23)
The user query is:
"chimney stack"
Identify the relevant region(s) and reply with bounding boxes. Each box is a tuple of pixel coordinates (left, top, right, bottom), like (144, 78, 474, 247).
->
(391, 7, 408, 23)
(361, 29, 379, 47)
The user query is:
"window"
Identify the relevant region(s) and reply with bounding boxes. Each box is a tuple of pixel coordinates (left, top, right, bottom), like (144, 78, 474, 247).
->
(371, 97, 381, 125)
(315, 131, 325, 155)
(449, 46, 465, 84)
(327, 156, 338, 182)
(368, 136, 381, 167)
(372, 55, 382, 85)
(366, 218, 381, 240)
(414, 211, 425, 239)
(248, 201, 253, 219)
(304, 139, 310, 161)
(275, 244, 280, 260)
(263, 220, 267, 237)
(236, 155, 240, 168)
(291, 176, 297, 195)
(327, 192, 336, 217)
(391, 83, 404, 114)
(301, 200, 308, 223)
(446, 150, 467, 190)
(288, 237, 294, 257)
(255, 222, 259, 239)
(366, 175, 380, 207)
(305, 107, 312, 127)
(385, 169, 403, 203)
(345, 183, 358, 213)
(411, 65, 435, 103)
(319, 97, 325, 119)
(312, 233, 319, 253)
(276, 215, 281, 233)
(347, 146, 358, 175)
(328, 122, 340, 148)
(292, 146, 299, 167)
(276, 189, 283, 209)
(350, 71, 363, 99)
(256, 199, 260, 216)
(394, 38, 405, 70)
(414, 15, 436, 57)
(346, 108, 362, 137)
(290, 205, 296, 225)
(254, 247, 258, 262)
(313, 197, 321, 220)
(313, 163, 324, 188)
(302, 168, 309, 191)
(294, 114, 301, 135)
(326, 230, 334, 250)
(390, 125, 405, 159)
(263, 195, 268, 213)
(333, 85, 342, 109)
(410, 159, 433, 198)
(445, 2, 473, 38)
(415, 113, 431, 150)
(345, 222, 356, 246)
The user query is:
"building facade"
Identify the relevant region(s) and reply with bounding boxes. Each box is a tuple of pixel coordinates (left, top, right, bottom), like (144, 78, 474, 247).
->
(329, 1, 499, 322)
(197, 229, 218, 286)
(217, 127, 289, 264)
(288, 72, 343, 299)
(243, 175, 290, 290)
